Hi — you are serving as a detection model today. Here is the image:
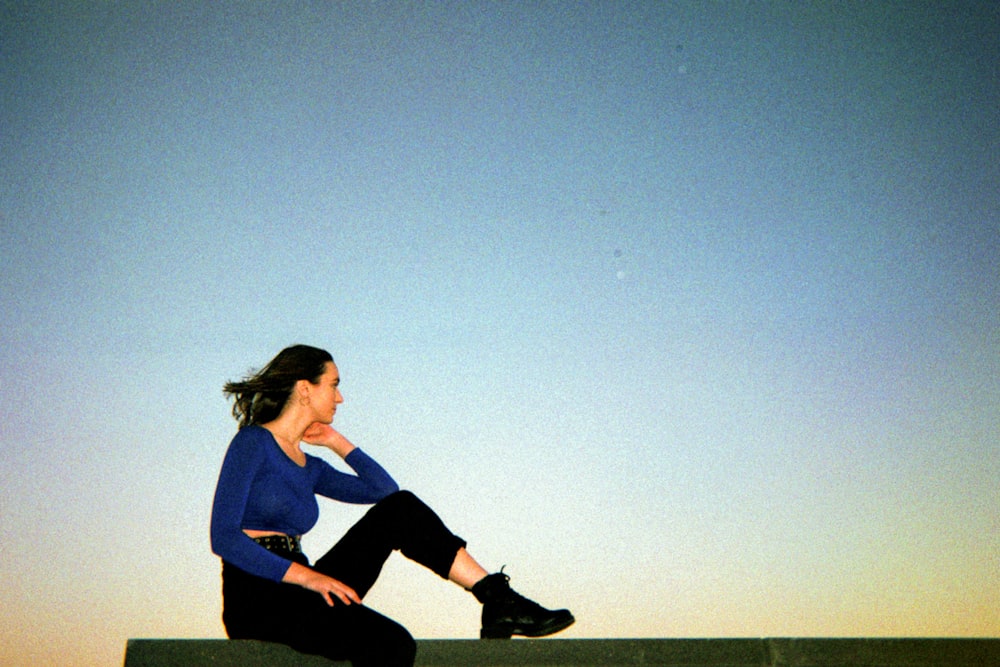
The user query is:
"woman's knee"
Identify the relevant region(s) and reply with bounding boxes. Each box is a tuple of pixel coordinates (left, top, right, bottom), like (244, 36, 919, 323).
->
(372, 490, 426, 521)
(386, 627, 417, 666)
(351, 611, 416, 667)
(370, 634, 416, 667)
(379, 489, 420, 507)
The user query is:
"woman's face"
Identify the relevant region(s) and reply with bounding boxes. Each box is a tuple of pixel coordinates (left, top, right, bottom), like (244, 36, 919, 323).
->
(307, 361, 343, 423)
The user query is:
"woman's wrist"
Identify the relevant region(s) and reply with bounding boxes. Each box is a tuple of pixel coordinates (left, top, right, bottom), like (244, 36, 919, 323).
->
(330, 440, 356, 458)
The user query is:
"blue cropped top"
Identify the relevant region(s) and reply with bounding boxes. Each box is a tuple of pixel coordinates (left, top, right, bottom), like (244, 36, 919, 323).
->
(210, 425, 399, 582)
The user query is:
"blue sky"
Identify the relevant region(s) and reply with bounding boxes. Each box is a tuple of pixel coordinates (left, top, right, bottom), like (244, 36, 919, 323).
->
(2, 2, 998, 664)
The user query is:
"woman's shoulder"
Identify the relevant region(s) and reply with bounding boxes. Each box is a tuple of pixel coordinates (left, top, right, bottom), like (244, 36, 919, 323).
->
(228, 424, 273, 451)
(218, 425, 271, 474)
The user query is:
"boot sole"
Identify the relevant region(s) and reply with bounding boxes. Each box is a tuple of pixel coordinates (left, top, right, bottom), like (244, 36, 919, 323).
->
(481, 615, 575, 639)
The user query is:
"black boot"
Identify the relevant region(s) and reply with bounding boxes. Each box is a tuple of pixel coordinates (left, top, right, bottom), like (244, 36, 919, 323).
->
(470, 571, 575, 639)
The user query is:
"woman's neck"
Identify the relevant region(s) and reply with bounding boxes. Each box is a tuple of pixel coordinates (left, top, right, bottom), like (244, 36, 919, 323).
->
(260, 415, 308, 458)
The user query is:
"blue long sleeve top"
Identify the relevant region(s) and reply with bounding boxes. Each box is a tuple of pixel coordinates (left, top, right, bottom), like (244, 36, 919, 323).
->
(210, 425, 399, 582)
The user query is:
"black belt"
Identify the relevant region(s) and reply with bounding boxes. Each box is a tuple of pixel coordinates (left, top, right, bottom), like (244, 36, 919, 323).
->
(252, 534, 302, 554)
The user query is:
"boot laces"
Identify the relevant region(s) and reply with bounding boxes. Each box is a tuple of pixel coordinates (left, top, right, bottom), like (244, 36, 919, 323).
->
(496, 568, 547, 613)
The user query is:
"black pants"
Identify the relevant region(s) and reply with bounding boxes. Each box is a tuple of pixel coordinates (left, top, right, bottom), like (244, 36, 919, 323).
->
(221, 491, 467, 667)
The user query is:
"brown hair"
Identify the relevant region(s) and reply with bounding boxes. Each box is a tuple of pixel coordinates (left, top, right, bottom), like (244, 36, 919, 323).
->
(223, 345, 334, 427)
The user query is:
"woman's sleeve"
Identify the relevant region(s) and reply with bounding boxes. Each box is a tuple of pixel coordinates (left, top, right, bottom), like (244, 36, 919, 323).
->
(210, 430, 294, 582)
(315, 448, 399, 503)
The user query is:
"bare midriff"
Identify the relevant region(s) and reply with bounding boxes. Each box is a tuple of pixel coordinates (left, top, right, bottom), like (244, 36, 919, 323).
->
(243, 529, 296, 538)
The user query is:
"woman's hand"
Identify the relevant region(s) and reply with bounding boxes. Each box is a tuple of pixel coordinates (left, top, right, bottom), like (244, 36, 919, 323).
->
(283, 561, 362, 607)
(302, 422, 356, 459)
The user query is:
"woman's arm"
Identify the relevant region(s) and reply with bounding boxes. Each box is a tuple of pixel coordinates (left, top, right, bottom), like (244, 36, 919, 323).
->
(209, 429, 296, 582)
(282, 561, 362, 607)
(303, 421, 356, 458)
(304, 423, 400, 501)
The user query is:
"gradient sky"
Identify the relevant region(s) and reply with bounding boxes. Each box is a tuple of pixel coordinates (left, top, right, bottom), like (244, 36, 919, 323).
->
(2, 1, 998, 665)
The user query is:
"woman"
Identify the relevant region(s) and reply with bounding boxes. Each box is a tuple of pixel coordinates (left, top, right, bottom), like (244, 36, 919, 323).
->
(210, 345, 573, 666)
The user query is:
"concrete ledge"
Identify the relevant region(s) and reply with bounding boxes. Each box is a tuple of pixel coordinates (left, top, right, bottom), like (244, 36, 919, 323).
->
(123, 638, 1000, 666)
(765, 638, 1000, 666)
(124, 639, 344, 666)
(417, 638, 766, 665)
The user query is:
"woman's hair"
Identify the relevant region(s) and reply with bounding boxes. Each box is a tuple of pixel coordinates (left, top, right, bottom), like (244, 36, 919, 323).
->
(223, 345, 334, 427)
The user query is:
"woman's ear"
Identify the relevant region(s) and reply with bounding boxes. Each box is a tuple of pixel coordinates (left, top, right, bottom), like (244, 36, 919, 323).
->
(294, 379, 312, 407)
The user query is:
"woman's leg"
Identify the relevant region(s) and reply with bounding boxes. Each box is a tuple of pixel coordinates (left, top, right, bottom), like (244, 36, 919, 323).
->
(291, 604, 416, 667)
(448, 547, 489, 589)
(222, 559, 415, 667)
(313, 490, 467, 597)
(314, 489, 574, 641)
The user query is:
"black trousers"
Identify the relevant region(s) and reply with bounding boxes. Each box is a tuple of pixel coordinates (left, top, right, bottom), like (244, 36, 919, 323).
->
(221, 491, 467, 667)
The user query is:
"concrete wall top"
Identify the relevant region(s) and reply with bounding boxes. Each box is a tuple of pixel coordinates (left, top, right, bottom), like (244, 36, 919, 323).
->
(123, 637, 1000, 667)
